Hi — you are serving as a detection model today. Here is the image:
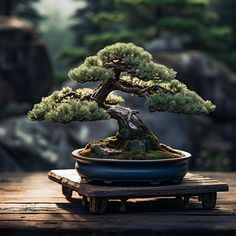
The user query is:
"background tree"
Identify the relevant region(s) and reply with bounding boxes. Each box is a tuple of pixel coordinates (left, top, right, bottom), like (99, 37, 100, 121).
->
(61, 0, 231, 65)
(60, 0, 142, 64)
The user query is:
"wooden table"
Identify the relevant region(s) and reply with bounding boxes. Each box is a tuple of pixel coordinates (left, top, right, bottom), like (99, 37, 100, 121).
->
(0, 171, 235, 235)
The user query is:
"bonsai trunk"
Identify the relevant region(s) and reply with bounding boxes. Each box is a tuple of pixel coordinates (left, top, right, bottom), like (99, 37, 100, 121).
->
(92, 79, 117, 104)
(107, 106, 150, 133)
(92, 76, 151, 134)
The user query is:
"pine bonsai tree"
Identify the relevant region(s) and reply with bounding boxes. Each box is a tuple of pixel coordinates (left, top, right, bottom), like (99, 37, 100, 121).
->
(28, 43, 215, 159)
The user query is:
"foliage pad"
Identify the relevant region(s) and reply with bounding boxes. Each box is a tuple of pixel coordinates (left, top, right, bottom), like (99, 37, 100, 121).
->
(68, 43, 176, 83)
(146, 80, 215, 114)
(28, 87, 110, 122)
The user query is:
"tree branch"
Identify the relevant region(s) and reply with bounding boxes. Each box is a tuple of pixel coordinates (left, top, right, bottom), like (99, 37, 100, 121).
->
(142, 84, 174, 95)
(114, 80, 145, 97)
(56, 91, 81, 102)
(90, 95, 110, 110)
(114, 80, 174, 98)
(56, 91, 91, 103)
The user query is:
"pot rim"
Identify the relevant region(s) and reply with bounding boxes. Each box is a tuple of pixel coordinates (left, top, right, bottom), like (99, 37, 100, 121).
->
(72, 148, 191, 163)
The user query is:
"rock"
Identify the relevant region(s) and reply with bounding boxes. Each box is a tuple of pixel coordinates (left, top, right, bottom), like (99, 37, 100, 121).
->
(90, 145, 109, 157)
(0, 114, 119, 172)
(0, 116, 80, 171)
(0, 17, 53, 109)
(124, 139, 146, 152)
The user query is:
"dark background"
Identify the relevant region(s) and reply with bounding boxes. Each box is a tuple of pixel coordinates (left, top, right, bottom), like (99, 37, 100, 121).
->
(0, 0, 236, 172)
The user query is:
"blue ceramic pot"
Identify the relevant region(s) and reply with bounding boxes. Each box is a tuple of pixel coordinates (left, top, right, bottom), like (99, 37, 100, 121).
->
(73, 149, 191, 184)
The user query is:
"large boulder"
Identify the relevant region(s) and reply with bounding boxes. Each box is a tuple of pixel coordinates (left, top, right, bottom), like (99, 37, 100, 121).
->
(0, 115, 117, 172)
(0, 17, 53, 109)
(0, 116, 76, 172)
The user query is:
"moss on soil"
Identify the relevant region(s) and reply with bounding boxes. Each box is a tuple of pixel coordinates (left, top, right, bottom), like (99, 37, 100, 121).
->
(82, 128, 184, 160)
(80, 144, 183, 160)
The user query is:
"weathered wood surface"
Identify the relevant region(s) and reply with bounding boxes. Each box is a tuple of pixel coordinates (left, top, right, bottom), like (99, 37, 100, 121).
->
(48, 169, 228, 197)
(0, 171, 235, 236)
(49, 170, 228, 213)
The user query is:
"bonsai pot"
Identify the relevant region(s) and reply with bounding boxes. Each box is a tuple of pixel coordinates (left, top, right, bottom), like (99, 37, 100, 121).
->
(72, 149, 191, 184)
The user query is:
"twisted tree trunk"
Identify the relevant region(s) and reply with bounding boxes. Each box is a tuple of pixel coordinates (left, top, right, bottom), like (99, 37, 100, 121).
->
(91, 66, 154, 134)
(107, 106, 150, 133)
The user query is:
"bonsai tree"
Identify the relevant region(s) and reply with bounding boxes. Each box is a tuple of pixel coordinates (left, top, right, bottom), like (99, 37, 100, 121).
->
(28, 43, 215, 160)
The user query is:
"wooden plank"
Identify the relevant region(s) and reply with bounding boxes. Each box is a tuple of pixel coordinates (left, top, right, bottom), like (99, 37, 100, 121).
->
(1, 215, 236, 233)
(48, 169, 229, 198)
(0, 201, 235, 215)
(2, 212, 236, 221)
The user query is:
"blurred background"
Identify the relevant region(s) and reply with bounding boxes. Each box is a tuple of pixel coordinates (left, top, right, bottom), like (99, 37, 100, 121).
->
(0, 0, 235, 172)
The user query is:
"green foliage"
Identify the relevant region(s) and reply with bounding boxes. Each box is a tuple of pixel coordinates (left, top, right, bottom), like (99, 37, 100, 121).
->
(118, 0, 209, 4)
(218, 52, 236, 72)
(75, 88, 124, 105)
(121, 76, 156, 87)
(69, 43, 176, 83)
(54, 72, 68, 86)
(211, 0, 236, 71)
(28, 87, 110, 123)
(105, 93, 124, 104)
(196, 26, 232, 50)
(146, 80, 215, 114)
(67, 42, 215, 115)
(97, 42, 153, 63)
(66, 0, 231, 65)
(28, 42, 216, 162)
(29, 43, 215, 124)
(157, 17, 203, 32)
(92, 12, 126, 24)
(59, 48, 89, 64)
(135, 62, 176, 82)
(68, 65, 115, 83)
(84, 31, 143, 52)
(213, 0, 236, 45)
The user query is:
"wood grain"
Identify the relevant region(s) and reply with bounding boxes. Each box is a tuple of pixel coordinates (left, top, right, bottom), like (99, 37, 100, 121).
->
(48, 170, 229, 198)
(0, 170, 235, 236)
